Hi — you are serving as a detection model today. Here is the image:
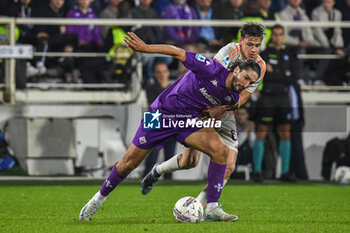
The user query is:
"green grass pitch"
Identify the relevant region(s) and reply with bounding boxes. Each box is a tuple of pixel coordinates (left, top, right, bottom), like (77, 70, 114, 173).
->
(0, 180, 349, 233)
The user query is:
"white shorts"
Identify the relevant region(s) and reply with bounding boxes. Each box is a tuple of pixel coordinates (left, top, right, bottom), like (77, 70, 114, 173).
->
(215, 112, 238, 152)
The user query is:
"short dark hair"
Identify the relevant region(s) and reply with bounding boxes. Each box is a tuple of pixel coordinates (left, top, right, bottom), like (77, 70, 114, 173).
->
(271, 24, 285, 33)
(240, 23, 265, 39)
(228, 59, 261, 79)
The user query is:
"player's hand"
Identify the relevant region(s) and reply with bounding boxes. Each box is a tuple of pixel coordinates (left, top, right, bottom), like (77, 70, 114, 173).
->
(201, 105, 227, 120)
(124, 32, 149, 52)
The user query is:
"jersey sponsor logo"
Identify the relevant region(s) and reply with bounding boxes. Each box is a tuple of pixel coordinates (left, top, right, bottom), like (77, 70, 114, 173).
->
(211, 80, 218, 87)
(222, 55, 230, 66)
(139, 136, 147, 144)
(199, 87, 221, 105)
(143, 110, 161, 129)
(195, 53, 206, 62)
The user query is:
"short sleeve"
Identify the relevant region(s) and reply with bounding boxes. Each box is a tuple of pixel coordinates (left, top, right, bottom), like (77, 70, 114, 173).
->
(213, 43, 237, 69)
(183, 51, 222, 78)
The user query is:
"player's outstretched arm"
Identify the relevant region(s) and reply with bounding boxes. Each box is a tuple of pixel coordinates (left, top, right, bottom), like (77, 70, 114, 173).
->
(124, 32, 186, 62)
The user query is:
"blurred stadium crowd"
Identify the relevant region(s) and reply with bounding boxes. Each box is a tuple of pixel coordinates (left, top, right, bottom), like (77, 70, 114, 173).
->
(0, 0, 349, 87)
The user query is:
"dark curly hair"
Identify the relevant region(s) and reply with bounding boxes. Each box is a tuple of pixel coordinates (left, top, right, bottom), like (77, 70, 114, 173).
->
(228, 59, 261, 79)
(240, 23, 265, 39)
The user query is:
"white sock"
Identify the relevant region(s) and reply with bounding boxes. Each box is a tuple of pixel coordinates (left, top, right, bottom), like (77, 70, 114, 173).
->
(93, 191, 107, 204)
(206, 202, 218, 212)
(156, 154, 180, 175)
(197, 179, 228, 205)
(196, 185, 208, 205)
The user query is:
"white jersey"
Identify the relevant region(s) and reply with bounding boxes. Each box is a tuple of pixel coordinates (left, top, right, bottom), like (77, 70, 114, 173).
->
(212, 43, 266, 151)
(214, 42, 266, 93)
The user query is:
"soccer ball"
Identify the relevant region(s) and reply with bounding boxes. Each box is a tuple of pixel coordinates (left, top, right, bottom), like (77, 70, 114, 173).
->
(334, 166, 350, 185)
(173, 196, 203, 223)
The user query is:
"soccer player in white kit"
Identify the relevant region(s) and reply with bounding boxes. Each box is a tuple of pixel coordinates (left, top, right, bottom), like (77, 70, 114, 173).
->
(141, 23, 267, 209)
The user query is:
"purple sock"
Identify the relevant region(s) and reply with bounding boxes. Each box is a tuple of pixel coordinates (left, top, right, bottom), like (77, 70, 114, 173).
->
(99, 165, 127, 197)
(207, 161, 226, 203)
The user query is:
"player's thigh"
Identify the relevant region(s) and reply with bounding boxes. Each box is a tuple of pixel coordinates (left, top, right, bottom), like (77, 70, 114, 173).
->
(216, 111, 238, 151)
(117, 143, 152, 174)
(184, 128, 228, 164)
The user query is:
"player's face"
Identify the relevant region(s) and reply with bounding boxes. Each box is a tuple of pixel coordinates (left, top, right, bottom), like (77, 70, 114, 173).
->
(239, 36, 262, 60)
(231, 68, 259, 93)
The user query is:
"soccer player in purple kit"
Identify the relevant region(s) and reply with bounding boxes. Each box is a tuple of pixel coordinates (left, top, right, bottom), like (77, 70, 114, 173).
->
(79, 32, 260, 222)
(141, 23, 266, 207)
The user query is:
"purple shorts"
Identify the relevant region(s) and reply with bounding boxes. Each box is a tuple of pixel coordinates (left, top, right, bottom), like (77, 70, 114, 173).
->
(132, 119, 202, 150)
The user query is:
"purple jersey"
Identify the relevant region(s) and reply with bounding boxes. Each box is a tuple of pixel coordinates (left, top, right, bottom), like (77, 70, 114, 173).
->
(150, 51, 239, 117)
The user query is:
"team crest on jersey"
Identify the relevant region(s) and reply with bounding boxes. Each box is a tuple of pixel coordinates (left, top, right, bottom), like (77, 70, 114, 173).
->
(139, 136, 147, 144)
(195, 53, 206, 62)
(211, 80, 218, 87)
(222, 55, 230, 65)
(225, 96, 232, 102)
